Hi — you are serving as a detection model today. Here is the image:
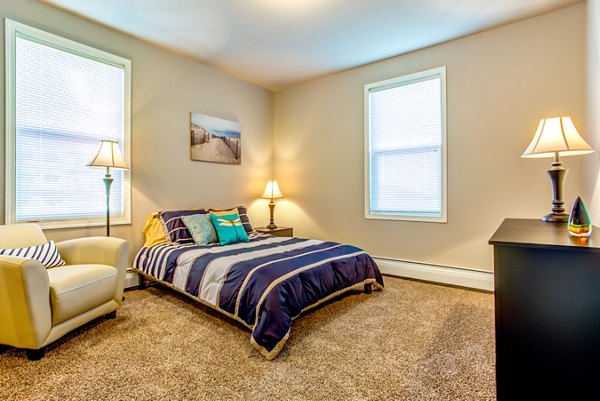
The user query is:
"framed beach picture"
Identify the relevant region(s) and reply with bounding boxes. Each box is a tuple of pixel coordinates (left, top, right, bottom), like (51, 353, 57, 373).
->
(190, 112, 241, 164)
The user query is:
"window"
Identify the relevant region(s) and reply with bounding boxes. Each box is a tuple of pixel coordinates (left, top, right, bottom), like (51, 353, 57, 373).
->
(364, 67, 447, 222)
(5, 19, 131, 229)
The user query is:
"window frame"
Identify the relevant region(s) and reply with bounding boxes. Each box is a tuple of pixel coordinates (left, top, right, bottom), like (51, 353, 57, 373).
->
(364, 66, 447, 223)
(5, 19, 132, 229)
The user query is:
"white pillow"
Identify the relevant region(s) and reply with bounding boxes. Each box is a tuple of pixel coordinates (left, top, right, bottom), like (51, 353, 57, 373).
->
(0, 240, 66, 268)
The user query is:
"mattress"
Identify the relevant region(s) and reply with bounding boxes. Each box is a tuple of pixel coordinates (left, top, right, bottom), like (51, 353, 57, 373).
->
(133, 233, 384, 359)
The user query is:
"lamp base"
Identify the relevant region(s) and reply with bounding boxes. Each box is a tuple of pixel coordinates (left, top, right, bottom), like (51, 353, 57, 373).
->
(542, 213, 569, 222)
(543, 159, 568, 224)
(267, 200, 277, 230)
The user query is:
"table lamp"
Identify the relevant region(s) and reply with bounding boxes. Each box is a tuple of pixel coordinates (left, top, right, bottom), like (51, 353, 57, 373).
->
(261, 179, 283, 229)
(88, 140, 129, 236)
(521, 116, 594, 222)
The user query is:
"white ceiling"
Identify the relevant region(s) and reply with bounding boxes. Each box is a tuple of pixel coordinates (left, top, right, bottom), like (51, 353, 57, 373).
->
(41, 0, 581, 91)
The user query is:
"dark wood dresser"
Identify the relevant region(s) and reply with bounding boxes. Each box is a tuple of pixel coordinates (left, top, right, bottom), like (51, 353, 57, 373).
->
(489, 218, 600, 400)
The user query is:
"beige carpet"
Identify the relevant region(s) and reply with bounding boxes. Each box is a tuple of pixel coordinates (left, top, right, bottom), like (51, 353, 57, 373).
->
(0, 276, 496, 400)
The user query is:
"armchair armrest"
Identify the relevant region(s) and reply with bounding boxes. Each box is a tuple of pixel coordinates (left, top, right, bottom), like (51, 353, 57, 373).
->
(56, 237, 129, 304)
(0, 256, 52, 349)
(56, 236, 128, 268)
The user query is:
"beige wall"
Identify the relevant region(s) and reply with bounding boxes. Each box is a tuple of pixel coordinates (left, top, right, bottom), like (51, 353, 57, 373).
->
(586, 0, 600, 220)
(0, 2, 589, 272)
(274, 3, 587, 271)
(0, 1, 274, 260)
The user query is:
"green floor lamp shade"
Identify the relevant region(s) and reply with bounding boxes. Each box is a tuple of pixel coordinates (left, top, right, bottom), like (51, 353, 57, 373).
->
(261, 179, 284, 229)
(521, 116, 594, 222)
(87, 140, 129, 236)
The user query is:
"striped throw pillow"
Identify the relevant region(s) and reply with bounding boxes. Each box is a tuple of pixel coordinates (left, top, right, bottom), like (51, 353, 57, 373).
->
(0, 241, 66, 268)
(159, 209, 207, 244)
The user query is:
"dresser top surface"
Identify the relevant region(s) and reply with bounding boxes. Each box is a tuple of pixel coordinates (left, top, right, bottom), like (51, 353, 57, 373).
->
(489, 218, 600, 251)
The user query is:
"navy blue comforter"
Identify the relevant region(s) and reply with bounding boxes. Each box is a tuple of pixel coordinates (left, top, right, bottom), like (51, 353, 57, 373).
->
(134, 234, 384, 359)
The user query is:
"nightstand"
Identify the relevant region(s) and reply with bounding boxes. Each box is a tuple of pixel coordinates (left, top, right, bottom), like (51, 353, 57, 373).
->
(255, 226, 293, 237)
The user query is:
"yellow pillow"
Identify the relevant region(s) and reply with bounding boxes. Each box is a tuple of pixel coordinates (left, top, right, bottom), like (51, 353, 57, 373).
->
(143, 212, 168, 248)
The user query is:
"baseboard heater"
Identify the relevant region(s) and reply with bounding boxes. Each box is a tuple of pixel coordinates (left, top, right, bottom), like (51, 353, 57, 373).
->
(126, 260, 493, 292)
(373, 257, 494, 292)
(125, 269, 140, 289)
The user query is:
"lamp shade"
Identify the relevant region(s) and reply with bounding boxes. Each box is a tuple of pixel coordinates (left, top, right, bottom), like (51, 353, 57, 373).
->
(87, 140, 129, 169)
(261, 179, 283, 199)
(522, 116, 594, 158)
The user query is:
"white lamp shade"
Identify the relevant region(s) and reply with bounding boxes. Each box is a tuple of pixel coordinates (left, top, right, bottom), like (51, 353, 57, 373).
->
(522, 116, 594, 158)
(88, 140, 129, 169)
(261, 179, 283, 199)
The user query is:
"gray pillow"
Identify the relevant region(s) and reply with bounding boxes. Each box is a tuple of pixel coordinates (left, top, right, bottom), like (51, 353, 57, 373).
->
(181, 214, 218, 245)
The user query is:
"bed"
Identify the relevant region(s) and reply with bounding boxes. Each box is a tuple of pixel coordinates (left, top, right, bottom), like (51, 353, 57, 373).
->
(133, 208, 384, 359)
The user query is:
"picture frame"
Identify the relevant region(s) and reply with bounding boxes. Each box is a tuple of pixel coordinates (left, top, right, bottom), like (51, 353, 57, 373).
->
(190, 112, 241, 164)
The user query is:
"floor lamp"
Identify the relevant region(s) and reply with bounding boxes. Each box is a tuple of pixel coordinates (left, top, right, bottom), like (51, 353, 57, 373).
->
(88, 140, 129, 236)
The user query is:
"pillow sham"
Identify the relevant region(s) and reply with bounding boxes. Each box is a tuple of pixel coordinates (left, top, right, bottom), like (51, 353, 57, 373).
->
(0, 240, 66, 268)
(160, 209, 207, 243)
(182, 213, 218, 246)
(210, 212, 249, 245)
(209, 206, 254, 234)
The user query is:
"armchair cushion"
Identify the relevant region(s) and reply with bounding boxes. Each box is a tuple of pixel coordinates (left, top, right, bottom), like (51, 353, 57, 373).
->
(0, 241, 66, 268)
(47, 265, 118, 326)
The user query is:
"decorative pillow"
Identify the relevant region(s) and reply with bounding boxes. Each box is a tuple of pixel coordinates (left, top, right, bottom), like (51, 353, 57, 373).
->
(160, 209, 207, 243)
(210, 212, 249, 245)
(181, 214, 218, 246)
(209, 206, 254, 234)
(0, 241, 66, 268)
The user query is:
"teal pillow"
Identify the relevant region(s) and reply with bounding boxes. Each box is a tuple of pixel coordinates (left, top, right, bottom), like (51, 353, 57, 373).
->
(210, 212, 249, 245)
(181, 214, 218, 245)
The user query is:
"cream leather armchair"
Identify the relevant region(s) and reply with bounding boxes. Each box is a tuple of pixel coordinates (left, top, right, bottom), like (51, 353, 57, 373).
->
(0, 224, 128, 360)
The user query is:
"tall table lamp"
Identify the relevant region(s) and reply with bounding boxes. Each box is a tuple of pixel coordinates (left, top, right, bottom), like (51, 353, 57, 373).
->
(88, 140, 129, 236)
(522, 116, 594, 222)
(261, 179, 284, 229)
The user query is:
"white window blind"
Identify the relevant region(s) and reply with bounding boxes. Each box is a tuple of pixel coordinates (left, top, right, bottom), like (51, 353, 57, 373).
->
(5, 20, 131, 228)
(365, 67, 447, 222)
